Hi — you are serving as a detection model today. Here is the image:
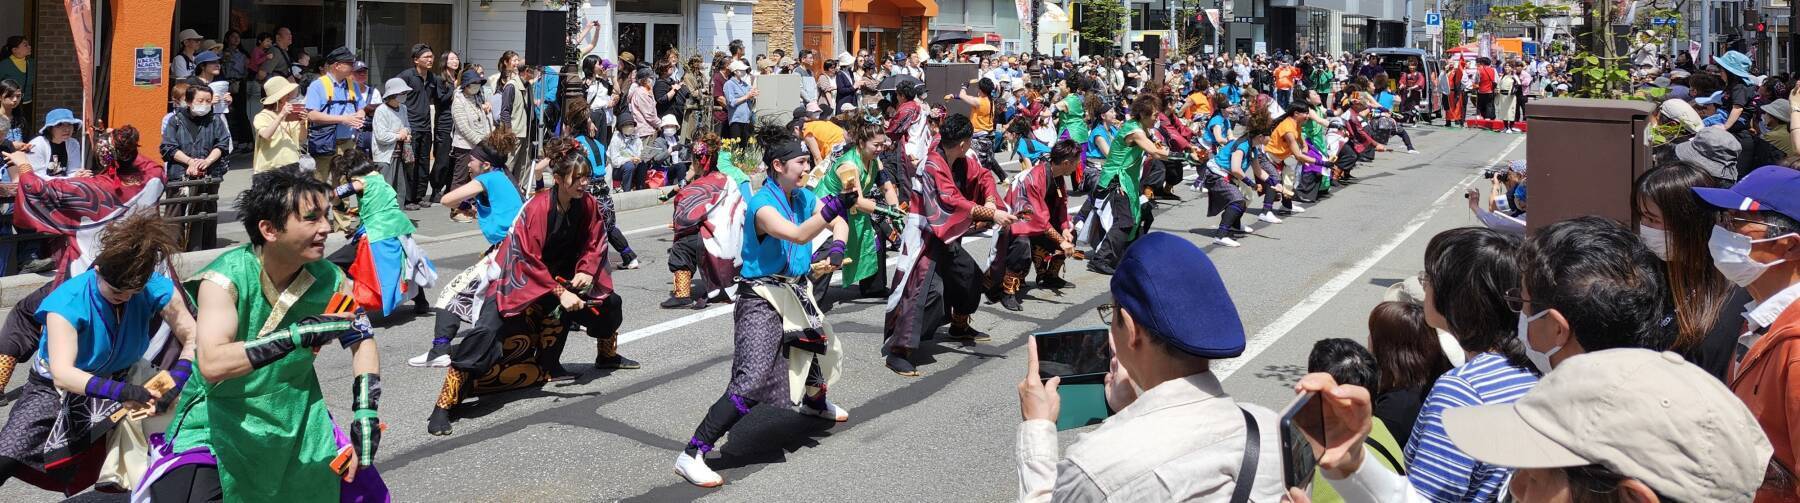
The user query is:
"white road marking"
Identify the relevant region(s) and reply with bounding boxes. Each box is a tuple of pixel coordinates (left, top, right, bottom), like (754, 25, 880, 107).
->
(1214, 136, 1525, 380)
(623, 224, 667, 236)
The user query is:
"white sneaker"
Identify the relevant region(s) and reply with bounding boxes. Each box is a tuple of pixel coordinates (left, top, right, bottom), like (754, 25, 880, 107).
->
(675, 451, 724, 487)
(798, 400, 850, 422)
(1258, 213, 1284, 224)
(624, 258, 642, 270)
(408, 351, 450, 368)
(1214, 237, 1242, 247)
(1406, 149, 1420, 154)
(1290, 205, 1307, 213)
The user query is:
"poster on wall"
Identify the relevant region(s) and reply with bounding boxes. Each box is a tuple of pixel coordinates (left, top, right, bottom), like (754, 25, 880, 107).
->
(134, 47, 164, 87)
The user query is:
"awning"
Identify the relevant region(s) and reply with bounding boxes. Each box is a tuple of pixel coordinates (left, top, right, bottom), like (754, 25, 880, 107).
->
(841, 0, 938, 17)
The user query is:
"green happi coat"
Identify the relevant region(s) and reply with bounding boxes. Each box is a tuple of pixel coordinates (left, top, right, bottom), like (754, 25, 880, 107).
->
(1096, 120, 1147, 234)
(815, 148, 880, 287)
(167, 245, 353, 502)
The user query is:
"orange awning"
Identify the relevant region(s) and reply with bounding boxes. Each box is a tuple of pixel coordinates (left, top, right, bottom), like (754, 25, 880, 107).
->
(841, 0, 937, 17)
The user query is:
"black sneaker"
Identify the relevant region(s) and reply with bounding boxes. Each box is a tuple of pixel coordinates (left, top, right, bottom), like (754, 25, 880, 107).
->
(1037, 276, 1072, 290)
(660, 296, 697, 309)
(1086, 261, 1116, 275)
(1000, 294, 1023, 312)
(885, 353, 920, 377)
(596, 354, 642, 370)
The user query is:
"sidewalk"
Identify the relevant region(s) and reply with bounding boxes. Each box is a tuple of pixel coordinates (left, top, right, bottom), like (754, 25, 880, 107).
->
(0, 152, 679, 304)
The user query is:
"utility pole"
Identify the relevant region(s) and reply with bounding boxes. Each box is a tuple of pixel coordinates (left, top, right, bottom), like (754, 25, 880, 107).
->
(1406, 0, 1414, 48)
(1701, 0, 1712, 63)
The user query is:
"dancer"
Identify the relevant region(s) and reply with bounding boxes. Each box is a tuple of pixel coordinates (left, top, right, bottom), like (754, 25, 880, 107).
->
(884, 115, 1019, 376)
(662, 134, 738, 309)
(816, 116, 891, 297)
(326, 150, 437, 317)
(0, 211, 193, 495)
(985, 139, 1080, 311)
(1082, 94, 1171, 275)
(1260, 104, 1314, 216)
(144, 166, 387, 501)
(1205, 118, 1270, 247)
(409, 141, 522, 367)
(428, 138, 634, 436)
(673, 124, 852, 487)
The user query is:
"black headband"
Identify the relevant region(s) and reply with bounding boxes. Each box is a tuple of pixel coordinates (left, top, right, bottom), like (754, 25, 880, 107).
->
(763, 139, 807, 166)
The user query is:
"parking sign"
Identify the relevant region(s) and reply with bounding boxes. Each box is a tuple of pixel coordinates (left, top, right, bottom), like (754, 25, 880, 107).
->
(1462, 20, 1475, 31)
(1426, 12, 1442, 35)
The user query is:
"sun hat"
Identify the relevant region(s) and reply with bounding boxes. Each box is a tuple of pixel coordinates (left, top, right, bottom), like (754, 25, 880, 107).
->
(382, 77, 412, 98)
(1760, 99, 1792, 123)
(262, 76, 300, 105)
(659, 114, 679, 132)
(727, 60, 749, 73)
(1674, 127, 1742, 181)
(1658, 99, 1704, 132)
(38, 108, 81, 136)
(1443, 349, 1770, 502)
(177, 29, 203, 42)
(837, 52, 854, 67)
(1715, 50, 1755, 80)
(192, 51, 221, 66)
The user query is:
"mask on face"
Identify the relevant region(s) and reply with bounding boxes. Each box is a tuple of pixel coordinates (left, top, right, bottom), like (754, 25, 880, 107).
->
(189, 106, 210, 118)
(1516, 308, 1560, 374)
(1708, 224, 1797, 287)
(1639, 224, 1671, 261)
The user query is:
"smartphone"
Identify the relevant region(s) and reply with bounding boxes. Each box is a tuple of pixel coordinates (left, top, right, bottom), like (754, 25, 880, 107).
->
(1279, 391, 1327, 489)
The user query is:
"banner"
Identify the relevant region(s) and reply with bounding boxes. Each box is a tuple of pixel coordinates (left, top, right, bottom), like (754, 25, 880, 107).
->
(66, 0, 93, 125)
(1016, 0, 1032, 24)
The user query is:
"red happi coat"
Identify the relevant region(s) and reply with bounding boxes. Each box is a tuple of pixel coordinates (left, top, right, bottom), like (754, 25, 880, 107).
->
(487, 190, 612, 316)
(883, 150, 998, 349)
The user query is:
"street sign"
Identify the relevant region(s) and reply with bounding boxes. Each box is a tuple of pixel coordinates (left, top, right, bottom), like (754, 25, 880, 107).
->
(1425, 11, 1442, 35)
(1462, 20, 1475, 31)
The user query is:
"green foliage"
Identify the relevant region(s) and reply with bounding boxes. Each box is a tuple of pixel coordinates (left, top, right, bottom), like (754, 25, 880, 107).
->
(1076, 0, 1129, 52)
(1443, 21, 1463, 48)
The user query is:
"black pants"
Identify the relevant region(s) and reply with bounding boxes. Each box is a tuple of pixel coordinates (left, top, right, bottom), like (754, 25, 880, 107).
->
(1511, 94, 1529, 127)
(724, 122, 752, 143)
(147, 464, 224, 502)
(935, 240, 982, 317)
(668, 233, 705, 273)
(1003, 234, 1057, 274)
(173, 172, 222, 251)
(450, 294, 625, 373)
(0, 281, 53, 359)
(1086, 186, 1136, 270)
(1476, 93, 1496, 120)
(1296, 171, 1323, 202)
(430, 118, 454, 198)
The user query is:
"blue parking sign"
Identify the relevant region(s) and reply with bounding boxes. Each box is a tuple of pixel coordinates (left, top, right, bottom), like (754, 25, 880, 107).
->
(1426, 12, 1441, 26)
(1462, 20, 1475, 31)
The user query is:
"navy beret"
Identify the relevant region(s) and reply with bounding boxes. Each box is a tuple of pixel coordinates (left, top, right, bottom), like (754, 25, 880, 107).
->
(1109, 232, 1246, 358)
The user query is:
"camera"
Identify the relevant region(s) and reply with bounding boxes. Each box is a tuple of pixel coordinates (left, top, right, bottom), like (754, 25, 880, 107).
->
(1480, 167, 1504, 179)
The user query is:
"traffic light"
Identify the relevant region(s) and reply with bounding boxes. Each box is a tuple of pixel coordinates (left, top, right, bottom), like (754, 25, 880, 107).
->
(1758, 22, 1768, 32)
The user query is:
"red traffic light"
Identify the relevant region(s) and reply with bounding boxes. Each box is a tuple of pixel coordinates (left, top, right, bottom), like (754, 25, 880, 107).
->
(1757, 22, 1767, 32)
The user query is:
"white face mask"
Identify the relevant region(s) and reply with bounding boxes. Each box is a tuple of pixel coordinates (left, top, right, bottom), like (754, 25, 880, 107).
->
(1639, 224, 1671, 261)
(188, 106, 210, 118)
(1516, 308, 1560, 374)
(1708, 224, 1796, 287)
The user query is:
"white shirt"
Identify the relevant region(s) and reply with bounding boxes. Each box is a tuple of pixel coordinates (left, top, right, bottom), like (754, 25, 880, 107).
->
(1016, 372, 1286, 502)
(1738, 281, 1800, 361)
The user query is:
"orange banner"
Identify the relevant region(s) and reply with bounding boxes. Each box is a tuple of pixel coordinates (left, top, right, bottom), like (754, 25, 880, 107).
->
(64, 0, 92, 126)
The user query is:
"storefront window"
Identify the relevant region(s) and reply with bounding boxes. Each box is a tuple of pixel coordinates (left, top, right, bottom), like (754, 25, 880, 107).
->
(229, 0, 348, 65)
(616, 0, 680, 15)
(1340, 18, 1367, 54)
(356, 2, 453, 80)
(1295, 8, 1328, 55)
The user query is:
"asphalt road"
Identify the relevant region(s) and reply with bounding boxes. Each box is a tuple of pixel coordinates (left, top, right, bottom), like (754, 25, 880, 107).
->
(2, 124, 1526, 502)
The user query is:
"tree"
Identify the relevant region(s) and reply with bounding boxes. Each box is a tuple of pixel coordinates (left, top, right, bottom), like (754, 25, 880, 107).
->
(1076, 0, 1129, 54)
(1444, 20, 1464, 48)
(1484, 1, 1566, 40)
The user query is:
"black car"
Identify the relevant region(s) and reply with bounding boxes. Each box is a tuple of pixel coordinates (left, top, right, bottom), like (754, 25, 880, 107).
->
(1363, 48, 1442, 120)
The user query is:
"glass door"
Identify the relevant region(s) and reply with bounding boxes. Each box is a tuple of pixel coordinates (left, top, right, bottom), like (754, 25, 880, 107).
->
(617, 14, 681, 63)
(356, 2, 454, 81)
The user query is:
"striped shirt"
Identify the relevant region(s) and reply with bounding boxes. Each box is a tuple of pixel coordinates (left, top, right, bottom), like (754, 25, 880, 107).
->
(1403, 352, 1539, 503)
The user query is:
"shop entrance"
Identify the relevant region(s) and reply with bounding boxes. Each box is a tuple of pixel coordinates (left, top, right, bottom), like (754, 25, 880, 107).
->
(617, 14, 681, 64)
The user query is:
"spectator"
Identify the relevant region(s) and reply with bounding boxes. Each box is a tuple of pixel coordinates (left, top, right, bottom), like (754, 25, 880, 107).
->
(723, 60, 756, 142)
(1409, 227, 1538, 503)
(252, 76, 306, 173)
(646, 114, 687, 187)
(608, 118, 645, 192)
(261, 27, 296, 83)
(161, 85, 231, 249)
(1634, 162, 1747, 379)
(487, 50, 529, 177)
(629, 67, 661, 139)
(27, 108, 84, 178)
(1513, 217, 1671, 374)
(653, 61, 683, 120)
(681, 56, 708, 139)
(1297, 349, 1772, 503)
(1691, 166, 1800, 499)
(1467, 160, 1527, 236)
(1760, 98, 1797, 157)
(396, 43, 447, 209)
(795, 49, 819, 109)
(303, 47, 368, 185)
(1016, 232, 1282, 501)
(833, 53, 858, 111)
(0, 37, 33, 133)
(373, 78, 413, 205)
(1365, 300, 1449, 448)
(449, 69, 492, 223)
(0, 79, 25, 157)
(1306, 338, 1406, 503)
(171, 29, 203, 81)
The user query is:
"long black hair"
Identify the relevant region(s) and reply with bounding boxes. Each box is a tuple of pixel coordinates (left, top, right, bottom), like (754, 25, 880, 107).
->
(1634, 162, 1733, 352)
(1424, 227, 1529, 369)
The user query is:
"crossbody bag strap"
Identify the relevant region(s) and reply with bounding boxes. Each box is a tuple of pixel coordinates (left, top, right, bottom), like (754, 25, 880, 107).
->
(1232, 406, 1261, 503)
(1365, 437, 1406, 476)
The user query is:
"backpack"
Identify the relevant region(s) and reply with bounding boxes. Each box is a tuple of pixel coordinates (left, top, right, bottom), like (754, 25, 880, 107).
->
(307, 75, 360, 155)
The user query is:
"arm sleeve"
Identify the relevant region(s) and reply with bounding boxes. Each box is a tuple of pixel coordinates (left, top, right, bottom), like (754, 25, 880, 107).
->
(931, 163, 977, 215)
(375, 109, 401, 145)
(647, 138, 672, 164)
(578, 198, 607, 279)
(1016, 419, 1060, 503)
(454, 102, 488, 146)
(1327, 460, 1434, 503)
(159, 123, 182, 163)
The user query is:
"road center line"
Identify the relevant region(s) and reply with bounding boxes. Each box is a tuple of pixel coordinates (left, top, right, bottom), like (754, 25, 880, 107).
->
(1214, 135, 1525, 381)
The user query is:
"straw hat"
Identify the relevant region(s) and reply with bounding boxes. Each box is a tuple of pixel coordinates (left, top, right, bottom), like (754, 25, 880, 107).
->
(262, 76, 300, 105)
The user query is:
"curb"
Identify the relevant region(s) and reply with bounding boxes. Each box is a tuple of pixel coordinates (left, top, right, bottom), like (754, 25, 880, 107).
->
(0, 236, 353, 307)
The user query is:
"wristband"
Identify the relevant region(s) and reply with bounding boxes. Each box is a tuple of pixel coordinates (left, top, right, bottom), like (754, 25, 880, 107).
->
(85, 375, 152, 403)
(337, 308, 377, 348)
(350, 373, 383, 466)
(167, 359, 194, 391)
(334, 182, 358, 199)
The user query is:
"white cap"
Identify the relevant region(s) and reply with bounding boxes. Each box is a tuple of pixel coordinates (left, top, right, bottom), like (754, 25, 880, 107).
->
(837, 52, 855, 67)
(1443, 349, 1772, 503)
(178, 29, 203, 41)
(727, 60, 749, 73)
(659, 114, 679, 132)
(383, 77, 413, 97)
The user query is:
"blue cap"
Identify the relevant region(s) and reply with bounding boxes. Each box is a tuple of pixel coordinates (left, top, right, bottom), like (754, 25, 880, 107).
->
(193, 51, 221, 65)
(1694, 166, 1800, 222)
(1109, 232, 1246, 359)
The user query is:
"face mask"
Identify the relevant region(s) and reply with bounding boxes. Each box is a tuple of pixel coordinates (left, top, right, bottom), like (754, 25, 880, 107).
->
(1709, 225, 1797, 287)
(1639, 224, 1671, 261)
(663, 128, 677, 137)
(189, 106, 210, 117)
(1516, 308, 1559, 373)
